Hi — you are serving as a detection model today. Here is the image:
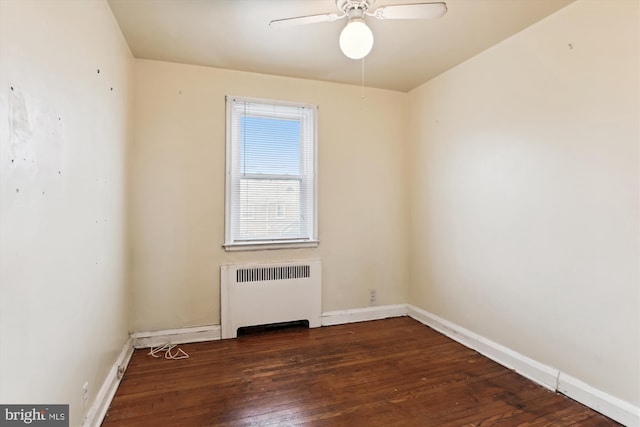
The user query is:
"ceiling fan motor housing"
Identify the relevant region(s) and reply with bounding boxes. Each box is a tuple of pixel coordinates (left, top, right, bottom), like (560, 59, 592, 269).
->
(337, 0, 374, 15)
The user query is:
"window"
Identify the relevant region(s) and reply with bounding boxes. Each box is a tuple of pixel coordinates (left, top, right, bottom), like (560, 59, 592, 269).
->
(224, 96, 318, 251)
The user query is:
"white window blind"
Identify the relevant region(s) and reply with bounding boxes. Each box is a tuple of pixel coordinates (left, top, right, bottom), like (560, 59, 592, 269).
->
(224, 96, 318, 250)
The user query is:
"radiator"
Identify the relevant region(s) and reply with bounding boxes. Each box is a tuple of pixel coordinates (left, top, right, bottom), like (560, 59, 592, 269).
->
(220, 260, 322, 339)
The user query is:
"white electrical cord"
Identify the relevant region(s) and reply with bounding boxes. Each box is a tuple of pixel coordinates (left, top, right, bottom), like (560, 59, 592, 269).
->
(148, 337, 189, 360)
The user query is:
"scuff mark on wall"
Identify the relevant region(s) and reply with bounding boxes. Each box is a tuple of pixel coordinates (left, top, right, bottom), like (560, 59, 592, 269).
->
(8, 85, 34, 166)
(8, 85, 65, 176)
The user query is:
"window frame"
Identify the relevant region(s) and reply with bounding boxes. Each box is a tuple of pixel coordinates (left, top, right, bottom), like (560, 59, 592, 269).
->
(223, 96, 319, 252)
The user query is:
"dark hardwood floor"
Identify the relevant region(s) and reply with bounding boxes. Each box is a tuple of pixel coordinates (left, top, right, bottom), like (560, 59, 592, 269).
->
(102, 317, 619, 426)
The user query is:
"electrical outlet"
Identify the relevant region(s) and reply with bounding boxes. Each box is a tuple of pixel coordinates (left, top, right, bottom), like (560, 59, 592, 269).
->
(82, 382, 89, 411)
(369, 289, 376, 303)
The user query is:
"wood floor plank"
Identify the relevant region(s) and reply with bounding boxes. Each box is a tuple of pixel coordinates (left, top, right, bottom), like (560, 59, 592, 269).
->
(102, 317, 620, 426)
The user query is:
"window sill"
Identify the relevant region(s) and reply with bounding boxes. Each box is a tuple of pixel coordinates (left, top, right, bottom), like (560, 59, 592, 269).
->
(223, 240, 319, 252)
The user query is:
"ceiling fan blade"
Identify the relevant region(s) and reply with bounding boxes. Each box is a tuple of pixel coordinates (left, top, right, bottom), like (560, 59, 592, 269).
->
(368, 2, 447, 20)
(269, 13, 345, 27)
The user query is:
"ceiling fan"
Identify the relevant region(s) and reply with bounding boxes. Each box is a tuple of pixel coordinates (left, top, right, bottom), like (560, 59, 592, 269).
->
(270, 1, 448, 60)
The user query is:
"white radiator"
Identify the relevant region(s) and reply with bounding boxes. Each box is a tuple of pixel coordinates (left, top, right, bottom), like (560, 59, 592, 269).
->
(220, 260, 322, 339)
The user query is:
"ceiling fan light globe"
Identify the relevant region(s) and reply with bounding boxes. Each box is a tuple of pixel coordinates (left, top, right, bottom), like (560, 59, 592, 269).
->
(339, 20, 374, 60)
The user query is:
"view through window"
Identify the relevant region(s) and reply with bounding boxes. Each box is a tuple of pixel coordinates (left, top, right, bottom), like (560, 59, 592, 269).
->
(224, 97, 318, 250)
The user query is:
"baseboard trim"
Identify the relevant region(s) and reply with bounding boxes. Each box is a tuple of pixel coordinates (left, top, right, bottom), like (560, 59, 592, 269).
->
(407, 304, 640, 427)
(83, 337, 134, 427)
(132, 307, 409, 346)
(132, 325, 222, 348)
(84, 325, 221, 426)
(558, 372, 640, 427)
(407, 304, 558, 390)
(321, 304, 408, 326)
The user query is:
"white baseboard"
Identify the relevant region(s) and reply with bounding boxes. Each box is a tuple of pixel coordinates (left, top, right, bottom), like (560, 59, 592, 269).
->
(83, 325, 220, 427)
(321, 304, 408, 326)
(407, 304, 640, 427)
(407, 304, 559, 390)
(132, 308, 407, 346)
(558, 372, 640, 427)
(83, 337, 134, 427)
(132, 325, 222, 348)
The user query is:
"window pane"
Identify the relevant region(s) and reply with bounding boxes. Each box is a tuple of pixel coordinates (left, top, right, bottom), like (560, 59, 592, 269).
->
(225, 96, 317, 248)
(237, 179, 302, 240)
(240, 116, 300, 175)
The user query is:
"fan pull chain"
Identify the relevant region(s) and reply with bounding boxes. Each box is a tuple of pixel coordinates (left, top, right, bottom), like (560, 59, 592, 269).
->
(361, 57, 365, 100)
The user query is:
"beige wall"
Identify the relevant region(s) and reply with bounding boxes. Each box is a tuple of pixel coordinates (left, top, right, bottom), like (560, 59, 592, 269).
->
(0, 0, 133, 424)
(131, 60, 409, 332)
(408, 0, 639, 406)
(2, 0, 637, 422)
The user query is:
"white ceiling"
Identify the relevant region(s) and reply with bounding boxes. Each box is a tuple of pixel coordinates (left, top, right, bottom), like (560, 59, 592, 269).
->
(107, 0, 575, 92)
